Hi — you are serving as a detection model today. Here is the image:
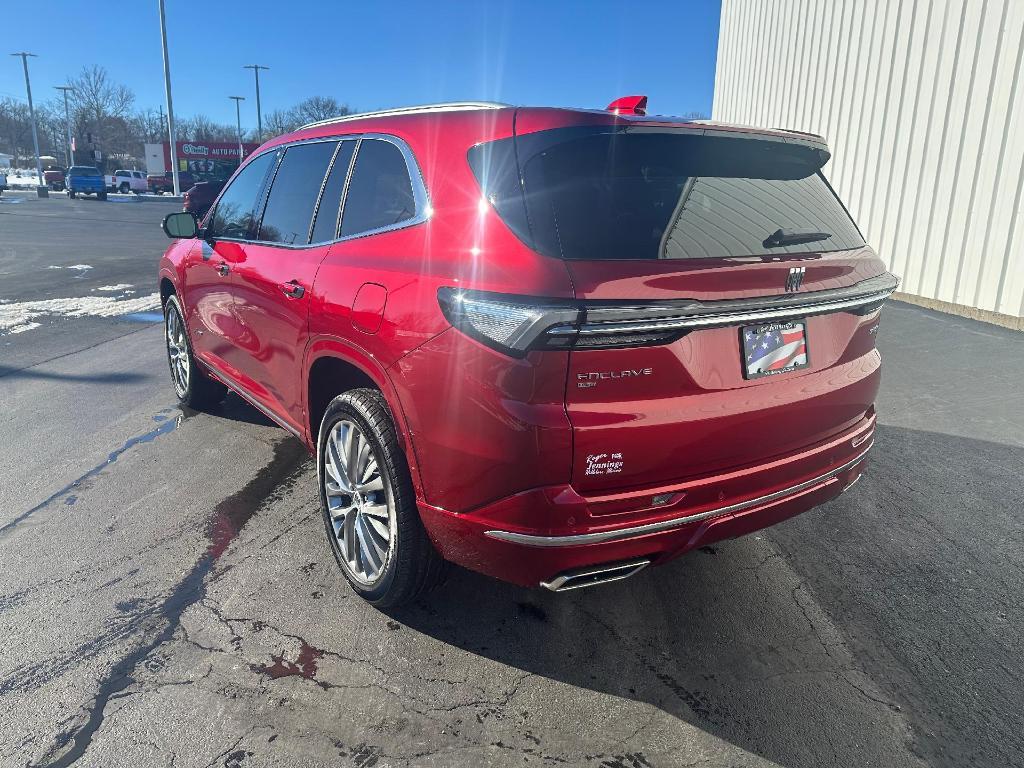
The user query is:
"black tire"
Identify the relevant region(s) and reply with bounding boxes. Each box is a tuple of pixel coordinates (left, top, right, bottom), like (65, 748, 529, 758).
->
(163, 294, 227, 409)
(119, 182, 130, 194)
(68, 189, 76, 199)
(317, 388, 446, 608)
(98, 191, 107, 200)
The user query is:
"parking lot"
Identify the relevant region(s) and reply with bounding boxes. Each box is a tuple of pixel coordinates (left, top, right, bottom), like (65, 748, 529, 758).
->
(1, 191, 1022, 767)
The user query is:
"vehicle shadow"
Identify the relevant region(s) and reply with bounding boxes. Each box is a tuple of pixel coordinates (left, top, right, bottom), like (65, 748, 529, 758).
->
(390, 425, 1024, 768)
(0, 365, 151, 384)
(207, 391, 277, 429)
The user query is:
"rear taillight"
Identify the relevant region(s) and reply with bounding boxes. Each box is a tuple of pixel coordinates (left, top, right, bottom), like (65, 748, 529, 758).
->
(437, 288, 579, 357)
(438, 273, 898, 358)
(437, 289, 678, 356)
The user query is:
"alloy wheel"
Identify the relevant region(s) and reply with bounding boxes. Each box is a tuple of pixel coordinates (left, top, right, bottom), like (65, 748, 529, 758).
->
(165, 305, 190, 397)
(323, 419, 396, 585)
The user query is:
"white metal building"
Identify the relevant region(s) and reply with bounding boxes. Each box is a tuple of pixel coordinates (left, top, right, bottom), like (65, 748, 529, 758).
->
(713, 0, 1024, 327)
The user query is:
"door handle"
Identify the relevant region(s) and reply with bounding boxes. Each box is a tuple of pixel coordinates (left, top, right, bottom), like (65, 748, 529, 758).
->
(216, 262, 230, 276)
(280, 281, 305, 299)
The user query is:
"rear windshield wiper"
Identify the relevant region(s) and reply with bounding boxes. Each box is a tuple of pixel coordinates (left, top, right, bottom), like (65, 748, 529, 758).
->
(763, 228, 832, 248)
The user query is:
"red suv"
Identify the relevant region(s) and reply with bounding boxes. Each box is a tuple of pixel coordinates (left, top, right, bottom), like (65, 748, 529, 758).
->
(158, 99, 897, 607)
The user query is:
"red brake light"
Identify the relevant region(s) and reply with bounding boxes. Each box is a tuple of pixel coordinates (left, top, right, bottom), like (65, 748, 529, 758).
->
(606, 95, 648, 116)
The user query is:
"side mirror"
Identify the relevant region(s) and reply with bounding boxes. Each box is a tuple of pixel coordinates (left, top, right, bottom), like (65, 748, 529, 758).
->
(162, 211, 198, 239)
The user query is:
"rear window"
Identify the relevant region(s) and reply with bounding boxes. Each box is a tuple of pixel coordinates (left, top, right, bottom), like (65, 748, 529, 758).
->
(469, 128, 864, 260)
(69, 167, 100, 177)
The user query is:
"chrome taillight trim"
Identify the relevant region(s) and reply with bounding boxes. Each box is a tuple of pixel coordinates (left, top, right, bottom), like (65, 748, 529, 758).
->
(484, 442, 872, 548)
(546, 272, 899, 339)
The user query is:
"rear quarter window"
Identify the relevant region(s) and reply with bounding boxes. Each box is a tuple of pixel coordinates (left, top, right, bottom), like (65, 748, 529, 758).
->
(339, 139, 416, 237)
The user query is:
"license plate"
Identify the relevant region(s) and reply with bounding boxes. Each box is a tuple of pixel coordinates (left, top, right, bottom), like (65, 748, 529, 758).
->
(741, 321, 809, 379)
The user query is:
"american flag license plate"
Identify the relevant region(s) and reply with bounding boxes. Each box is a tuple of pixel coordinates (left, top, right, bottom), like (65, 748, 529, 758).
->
(741, 321, 809, 379)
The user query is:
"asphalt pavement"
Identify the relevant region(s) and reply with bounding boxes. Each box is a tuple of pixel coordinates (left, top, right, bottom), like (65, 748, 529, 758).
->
(0, 192, 1021, 767)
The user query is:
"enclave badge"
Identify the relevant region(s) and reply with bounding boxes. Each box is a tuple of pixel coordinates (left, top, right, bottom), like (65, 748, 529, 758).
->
(786, 266, 806, 292)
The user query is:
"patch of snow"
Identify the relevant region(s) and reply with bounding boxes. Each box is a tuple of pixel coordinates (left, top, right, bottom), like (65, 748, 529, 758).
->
(93, 284, 134, 292)
(47, 264, 93, 271)
(0, 292, 162, 335)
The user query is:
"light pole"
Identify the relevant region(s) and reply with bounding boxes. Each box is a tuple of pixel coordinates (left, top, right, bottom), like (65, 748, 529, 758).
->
(10, 52, 46, 197)
(243, 64, 269, 143)
(157, 0, 181, 196)
(229, 96, 245, 162)
(54, 85, 74, 168)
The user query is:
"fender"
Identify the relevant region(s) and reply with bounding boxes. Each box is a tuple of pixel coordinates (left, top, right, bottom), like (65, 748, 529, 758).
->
(302, 334, 426, 499)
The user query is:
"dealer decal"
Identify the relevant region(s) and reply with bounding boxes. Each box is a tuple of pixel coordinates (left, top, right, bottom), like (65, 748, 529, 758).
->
(585, 452, 624, 476)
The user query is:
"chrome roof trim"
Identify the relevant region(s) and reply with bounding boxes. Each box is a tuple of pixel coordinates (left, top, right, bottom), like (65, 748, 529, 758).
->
(300, 102, 511, 130)
(484, 442, 873, 548)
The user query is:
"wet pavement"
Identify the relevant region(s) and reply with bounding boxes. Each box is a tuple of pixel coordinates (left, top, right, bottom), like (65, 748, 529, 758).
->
(1, 199, 1022, 767)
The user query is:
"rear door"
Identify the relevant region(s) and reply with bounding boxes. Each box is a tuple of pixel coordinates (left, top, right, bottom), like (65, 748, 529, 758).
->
(477, 124, 891, 493)
(229, 139, 353, 429)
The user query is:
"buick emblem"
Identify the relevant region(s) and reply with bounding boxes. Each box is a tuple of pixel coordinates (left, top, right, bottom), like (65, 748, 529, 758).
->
(785, 266, 806, 292)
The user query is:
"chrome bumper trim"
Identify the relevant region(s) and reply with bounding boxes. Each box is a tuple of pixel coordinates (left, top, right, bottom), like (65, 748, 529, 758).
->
(484, 442, 873, 548)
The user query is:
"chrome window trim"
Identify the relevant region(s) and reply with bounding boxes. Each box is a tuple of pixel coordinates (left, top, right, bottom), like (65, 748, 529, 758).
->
(204, 133, 431, 249)
(484, 442, 873, 548)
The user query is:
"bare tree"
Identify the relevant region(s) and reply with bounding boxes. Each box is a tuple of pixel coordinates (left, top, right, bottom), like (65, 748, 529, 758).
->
(0, 98, 33, 165)
(179, 114, 237, 142)
(69, 66, 134, 123)
(291, 96, 350, 125)
(263, 108, 300, 137)
(131, 108, 166, 144)
(67, 66, 136, 166)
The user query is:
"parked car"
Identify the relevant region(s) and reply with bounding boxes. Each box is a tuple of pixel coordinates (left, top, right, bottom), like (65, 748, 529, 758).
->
(66, 166, 106, 199)
(157, 98, 897, 607)
(0, 169, 6, 196)
(106, 169, 147, 194)
(148, 171, 195, 194)
(43, 168, 66, 191)
(182, 181, 223, 219)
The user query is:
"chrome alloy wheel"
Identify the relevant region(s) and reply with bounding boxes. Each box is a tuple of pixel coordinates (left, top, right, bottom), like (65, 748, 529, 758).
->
(165, 304, 190, 397)
(323, 419, 396, 585)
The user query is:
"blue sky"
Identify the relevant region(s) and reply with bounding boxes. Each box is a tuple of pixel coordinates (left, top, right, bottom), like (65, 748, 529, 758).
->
(2, 0, 721, 127)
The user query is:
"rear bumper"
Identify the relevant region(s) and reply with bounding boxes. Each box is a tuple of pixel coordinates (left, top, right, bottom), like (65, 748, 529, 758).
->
(418, 413, 874, 587)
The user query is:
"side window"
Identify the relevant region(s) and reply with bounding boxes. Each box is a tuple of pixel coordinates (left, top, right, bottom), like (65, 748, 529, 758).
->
(258, 141, 338, 245)
(207, 152, 276, 240)
(310, 140, 356, 243)
(340, 139, 416, 237)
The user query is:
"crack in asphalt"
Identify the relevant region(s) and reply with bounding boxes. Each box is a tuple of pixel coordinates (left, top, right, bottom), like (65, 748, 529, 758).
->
(30, 437, 309, 768)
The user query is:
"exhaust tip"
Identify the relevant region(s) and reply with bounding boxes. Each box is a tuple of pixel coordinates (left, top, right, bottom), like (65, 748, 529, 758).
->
(540, 558, 650, 592)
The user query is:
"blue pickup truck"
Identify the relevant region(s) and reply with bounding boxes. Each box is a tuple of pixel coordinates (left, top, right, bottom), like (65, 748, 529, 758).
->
(66, 166, 107, 200)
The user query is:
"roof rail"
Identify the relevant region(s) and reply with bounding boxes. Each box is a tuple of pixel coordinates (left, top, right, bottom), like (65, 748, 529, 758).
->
(300, 101, 511, 130)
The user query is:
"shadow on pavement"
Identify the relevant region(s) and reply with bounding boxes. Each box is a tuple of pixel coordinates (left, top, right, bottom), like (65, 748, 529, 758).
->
(0, 365, 151, 384)
(390, 425, 1024, 768)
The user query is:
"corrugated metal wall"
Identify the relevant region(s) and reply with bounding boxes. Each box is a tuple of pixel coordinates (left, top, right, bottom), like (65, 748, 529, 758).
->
(713, 0, 1024, 320)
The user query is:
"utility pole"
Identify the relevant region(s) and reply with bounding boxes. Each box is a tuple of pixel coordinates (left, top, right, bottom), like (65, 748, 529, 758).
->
(54, 85, 74, 168)
(157, 0, 181, 196)
(229, 96, 245, 162)
(11, 52, 46, 197)
(243, 64, 269, 143)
